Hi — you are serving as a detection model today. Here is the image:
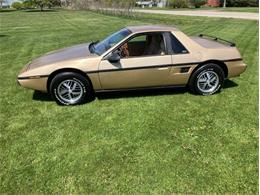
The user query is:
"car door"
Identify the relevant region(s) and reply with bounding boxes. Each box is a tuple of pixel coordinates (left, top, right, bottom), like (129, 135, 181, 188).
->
(164, 32, 201, 86)
(98, 32, 172, 90)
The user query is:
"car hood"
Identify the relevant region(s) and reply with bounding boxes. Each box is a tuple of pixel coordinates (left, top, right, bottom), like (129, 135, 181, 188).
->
(27, 43, 96, 70)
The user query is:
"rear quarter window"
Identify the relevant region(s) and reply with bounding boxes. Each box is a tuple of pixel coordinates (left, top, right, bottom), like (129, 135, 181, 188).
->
(170, 34, 188, 54)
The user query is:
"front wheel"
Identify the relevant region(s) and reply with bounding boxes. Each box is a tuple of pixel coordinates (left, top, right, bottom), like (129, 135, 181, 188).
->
(188, 64, 225, 95)
(50, 72, 94, 105)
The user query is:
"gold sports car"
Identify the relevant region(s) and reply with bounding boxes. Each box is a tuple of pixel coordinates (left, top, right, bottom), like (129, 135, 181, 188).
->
(17, 25, 246, 105)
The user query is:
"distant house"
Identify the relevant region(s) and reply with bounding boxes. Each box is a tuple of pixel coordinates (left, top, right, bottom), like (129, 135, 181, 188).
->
(207, 0, 220, 7)
(157, 0, 167, 7)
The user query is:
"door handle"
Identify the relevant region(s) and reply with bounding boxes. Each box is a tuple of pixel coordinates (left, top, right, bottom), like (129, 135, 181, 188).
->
(158, 67, 169, 70)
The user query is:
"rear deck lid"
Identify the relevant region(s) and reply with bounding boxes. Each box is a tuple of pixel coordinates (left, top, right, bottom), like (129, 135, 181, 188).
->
(191, 34, 236, 49)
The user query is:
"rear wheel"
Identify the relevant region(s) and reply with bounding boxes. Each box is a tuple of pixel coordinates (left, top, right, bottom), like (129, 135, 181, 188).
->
(50, 72, 94, 105)
(188, 63, 225, 95)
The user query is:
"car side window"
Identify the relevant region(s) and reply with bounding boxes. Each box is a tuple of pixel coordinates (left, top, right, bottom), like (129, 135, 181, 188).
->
(129, 35, 146, 43)
(170, 33, 188, 54)
(117, 33, 166, 58)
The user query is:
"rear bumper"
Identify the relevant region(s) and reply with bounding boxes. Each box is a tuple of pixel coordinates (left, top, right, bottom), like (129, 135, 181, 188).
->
(226, 60, 247, 78)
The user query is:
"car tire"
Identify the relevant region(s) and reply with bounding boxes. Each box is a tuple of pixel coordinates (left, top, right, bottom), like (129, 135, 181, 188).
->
(188, 63, 225, 95)
(50, 72, 94, 105)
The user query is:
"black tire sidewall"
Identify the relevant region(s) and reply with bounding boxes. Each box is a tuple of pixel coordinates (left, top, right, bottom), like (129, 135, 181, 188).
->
(50, 72, 92, 105)
(189, 64, 225, 95)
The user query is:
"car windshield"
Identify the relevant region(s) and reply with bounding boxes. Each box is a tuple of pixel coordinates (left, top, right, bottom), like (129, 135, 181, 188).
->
(93, 28, 131, 55)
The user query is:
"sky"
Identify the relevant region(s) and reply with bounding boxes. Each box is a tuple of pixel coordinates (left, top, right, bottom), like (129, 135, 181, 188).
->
(4, 0, 22, 6)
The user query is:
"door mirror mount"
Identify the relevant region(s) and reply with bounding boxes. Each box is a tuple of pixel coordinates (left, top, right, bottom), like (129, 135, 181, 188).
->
(106, 52, 120, 63)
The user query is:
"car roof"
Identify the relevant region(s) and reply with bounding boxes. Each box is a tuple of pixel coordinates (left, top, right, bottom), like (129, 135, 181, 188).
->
(126, 25, 179, 33)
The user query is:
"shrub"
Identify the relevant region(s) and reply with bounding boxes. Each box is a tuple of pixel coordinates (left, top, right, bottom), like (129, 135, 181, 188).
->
(220, 0, 259, 7)
(11, 2, 23, 9)
(189, 0, 207, 8)
(22, 0, 34, 9)
(168, 0, 189, 8)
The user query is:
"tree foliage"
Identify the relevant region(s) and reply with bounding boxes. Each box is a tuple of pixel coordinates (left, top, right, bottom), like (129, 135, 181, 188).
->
(22, 0, 61, 10)
(22, 0, 34, 8)
(220, 0, 259, 7)
(168, 0, 189, 8)
(11, 1, 23, 9)
(189, 0, 207, 8)
(71, 0, 136, 16)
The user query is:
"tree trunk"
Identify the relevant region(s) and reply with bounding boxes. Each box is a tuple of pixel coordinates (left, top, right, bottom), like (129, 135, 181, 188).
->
(223, 0, 226, 8)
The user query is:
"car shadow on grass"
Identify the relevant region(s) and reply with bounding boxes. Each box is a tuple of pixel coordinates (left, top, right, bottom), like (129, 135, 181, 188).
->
(96, 86, 187, 100)
(222, 79, 238, 89)
(32, 80, 238, 102)
(32, 87, 187, 102)
(33, 91, 52, 102)
(97, 80, 238, 100)
(96, 79, 238, 100)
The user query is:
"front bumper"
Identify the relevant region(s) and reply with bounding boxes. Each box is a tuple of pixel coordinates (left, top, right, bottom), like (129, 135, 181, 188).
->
(17, 77, 48, 92)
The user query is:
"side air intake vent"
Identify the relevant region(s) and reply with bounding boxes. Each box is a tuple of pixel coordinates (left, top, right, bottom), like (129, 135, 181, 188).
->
(180, 67, 190, 73)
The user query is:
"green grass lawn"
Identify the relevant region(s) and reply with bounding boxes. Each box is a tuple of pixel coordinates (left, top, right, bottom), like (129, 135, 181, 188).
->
(0, 10, 258, 194)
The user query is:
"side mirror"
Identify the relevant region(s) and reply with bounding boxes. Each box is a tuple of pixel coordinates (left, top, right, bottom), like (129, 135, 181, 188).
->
(106, 52, 120, 63)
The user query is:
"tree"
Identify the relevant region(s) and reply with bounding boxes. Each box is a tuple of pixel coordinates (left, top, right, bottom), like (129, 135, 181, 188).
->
(0, 0, 6, 8)
(223, 0, 226, 7)
(33, 0, 48, 10)
(25, 0, 61, 11)
(70, 0, 136, 16)
(22, 0, 34, 8)
(12, 1, 23, 9)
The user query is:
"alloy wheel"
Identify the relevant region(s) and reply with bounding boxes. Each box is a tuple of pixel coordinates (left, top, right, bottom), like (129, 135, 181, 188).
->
(57, 79, 83, 104)
(196, 71, 219, 93)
